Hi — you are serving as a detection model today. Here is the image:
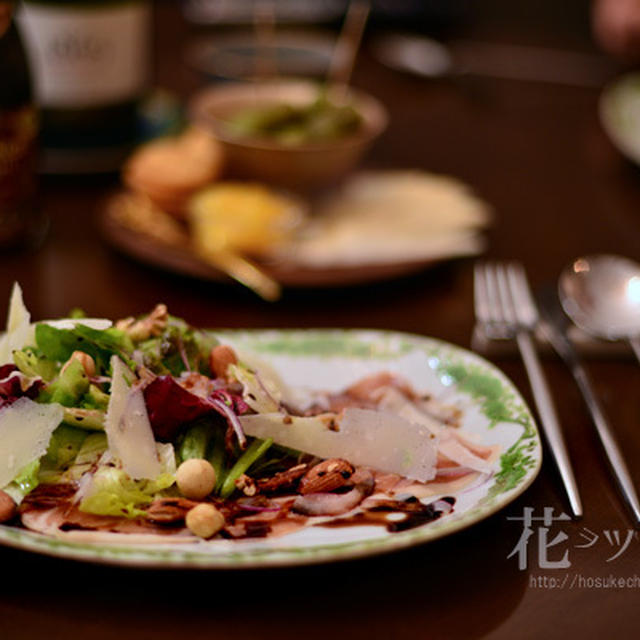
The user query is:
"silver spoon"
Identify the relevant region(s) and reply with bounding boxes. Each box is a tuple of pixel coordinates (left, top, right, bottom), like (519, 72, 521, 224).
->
(559, 254, 640, 361)
(542, 284, 640, 526)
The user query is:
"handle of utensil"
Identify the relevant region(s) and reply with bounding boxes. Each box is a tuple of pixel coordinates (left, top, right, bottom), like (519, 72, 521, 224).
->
(329, 0, 371, 92)
(516, 330, 583, 518)
(199, 248, 282, 302)
(570, 364, 640, 526)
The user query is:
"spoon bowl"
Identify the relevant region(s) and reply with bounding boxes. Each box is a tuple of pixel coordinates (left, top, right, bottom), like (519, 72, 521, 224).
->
(559, 254, 640, 357)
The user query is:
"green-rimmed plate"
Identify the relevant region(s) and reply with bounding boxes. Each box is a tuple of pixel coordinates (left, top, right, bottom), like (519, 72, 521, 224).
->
(0, 329, 541, 569)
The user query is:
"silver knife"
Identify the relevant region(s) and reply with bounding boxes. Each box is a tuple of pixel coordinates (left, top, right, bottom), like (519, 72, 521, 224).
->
(539, 289, 640, 526)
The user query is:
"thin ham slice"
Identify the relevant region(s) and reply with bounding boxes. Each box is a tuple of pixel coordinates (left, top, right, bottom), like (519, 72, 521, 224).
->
(19, 485, 194, 543)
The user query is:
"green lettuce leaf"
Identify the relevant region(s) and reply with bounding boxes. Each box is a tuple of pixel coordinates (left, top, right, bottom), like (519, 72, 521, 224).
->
(13, 347, 58, 381)
(42, 424, 88, 469)
(38, 429, 103, 484)
(65, 433, 108, 481)
(2, 460, 40, 504)
(35, 323, 134, 372)
(80, 384, 110, 411)
(42, 359, 90, 407)
(74, 433, 108, 464)
(138, 319, 217, 376)
(79, 443, 176, 518)
(62, 407, 106, 431)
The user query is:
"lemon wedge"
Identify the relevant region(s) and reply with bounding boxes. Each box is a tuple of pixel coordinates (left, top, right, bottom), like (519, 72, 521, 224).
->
(189, 183, 303, 256)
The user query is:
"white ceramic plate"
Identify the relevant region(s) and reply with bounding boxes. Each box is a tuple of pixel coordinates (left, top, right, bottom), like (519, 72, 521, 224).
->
(0, 329, 541, 568)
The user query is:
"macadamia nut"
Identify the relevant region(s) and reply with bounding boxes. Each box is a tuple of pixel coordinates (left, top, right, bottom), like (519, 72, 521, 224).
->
(186, 503, 225, 539)
(176, 458, 216, 500)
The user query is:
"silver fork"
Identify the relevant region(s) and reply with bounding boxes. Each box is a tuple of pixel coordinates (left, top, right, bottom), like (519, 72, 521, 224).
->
(474, 261, 583, 518)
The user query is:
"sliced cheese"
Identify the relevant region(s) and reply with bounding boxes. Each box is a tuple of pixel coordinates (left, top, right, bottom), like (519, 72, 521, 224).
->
(0, 282, 111, 366)
(240, 407, 438, 482)
(0, 283, 32, 365)
(377, 387, 443, 436)
(0, 397, 63, 487)
(378, 387, 492, 473)
(104, 356, 160, 480)
(228, 363, 281, 413)
(273, 171, 491, 267)
(43, 318, 112, 331)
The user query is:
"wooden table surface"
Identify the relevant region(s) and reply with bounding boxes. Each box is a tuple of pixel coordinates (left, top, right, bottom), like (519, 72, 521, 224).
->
(2, 3, 640, 639)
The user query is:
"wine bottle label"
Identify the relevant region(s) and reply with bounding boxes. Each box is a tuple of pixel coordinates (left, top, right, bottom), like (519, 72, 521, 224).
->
(18, 3, 150, 108)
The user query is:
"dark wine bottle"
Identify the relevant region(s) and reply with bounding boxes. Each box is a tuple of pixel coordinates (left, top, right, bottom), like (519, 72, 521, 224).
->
(0, 1, 39, 248)
(18, 0, 151, 173)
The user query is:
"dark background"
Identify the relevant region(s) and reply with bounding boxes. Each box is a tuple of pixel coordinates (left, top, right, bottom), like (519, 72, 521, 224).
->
(2, 1, 640, 638)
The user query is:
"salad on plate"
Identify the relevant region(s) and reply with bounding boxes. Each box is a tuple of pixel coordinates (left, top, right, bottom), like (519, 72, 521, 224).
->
(0, 284, 501, 547)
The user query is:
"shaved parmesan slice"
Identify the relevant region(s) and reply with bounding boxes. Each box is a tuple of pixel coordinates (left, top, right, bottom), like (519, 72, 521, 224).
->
(104, 356, 160, 480)
(0, 283, 32, 365)
(0, 283, 110, 366)
(235, 349, 303, 409)
(377, 387, 492, 473)
(438, 431, 494, 473)
(240, 408, 438, 482)
(377, 387, 443, 436)
(43, 318, 112, 331)
(0, 397, 63, 487)
(229, 363, 281, 413)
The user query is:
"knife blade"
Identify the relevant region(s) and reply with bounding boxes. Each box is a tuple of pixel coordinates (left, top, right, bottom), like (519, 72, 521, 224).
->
(538, 287, 640, 526)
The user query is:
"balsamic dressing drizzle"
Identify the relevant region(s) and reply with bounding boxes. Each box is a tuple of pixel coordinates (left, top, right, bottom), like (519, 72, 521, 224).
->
(319, 496, 456, 532)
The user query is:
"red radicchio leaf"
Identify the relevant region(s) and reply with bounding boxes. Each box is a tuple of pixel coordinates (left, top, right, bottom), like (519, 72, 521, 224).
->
(0, 364, 44, 409)
(143, 376, 250, 442)
(210, 389, 250, 416)
(143, 376, 212, 441)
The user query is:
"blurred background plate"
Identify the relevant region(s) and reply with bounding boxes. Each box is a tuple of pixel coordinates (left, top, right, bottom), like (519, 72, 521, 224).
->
(100, 194, 439, 288)
(100, 166, 490, 292)
(600, 73, 640, 165)
(184, 30, 335, 81)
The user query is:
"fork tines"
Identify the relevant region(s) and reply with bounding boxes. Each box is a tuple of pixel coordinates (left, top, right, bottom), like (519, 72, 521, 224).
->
(474, 261, 539, 336)
(473, 259, 583, 518)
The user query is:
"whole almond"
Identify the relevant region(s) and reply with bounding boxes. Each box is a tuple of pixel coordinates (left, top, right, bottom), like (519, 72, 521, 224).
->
(146, 497, 200, 524)
(0, 490, 16, 523)
(298, 459, 355, 495)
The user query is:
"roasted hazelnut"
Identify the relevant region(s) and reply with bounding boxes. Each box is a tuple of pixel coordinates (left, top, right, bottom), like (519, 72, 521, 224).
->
(176, 459, 217, 500)
(185, 503, 225, 539)
(0, 490, 16, 523)
(117, 304, 168, 342)
(61, 350, 96, 378)
(209, 344, 238, 379)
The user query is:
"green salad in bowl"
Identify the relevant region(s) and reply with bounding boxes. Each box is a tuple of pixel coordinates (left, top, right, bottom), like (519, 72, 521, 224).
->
(224, 91, 363, 146)
(189, 80, 388, 189)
